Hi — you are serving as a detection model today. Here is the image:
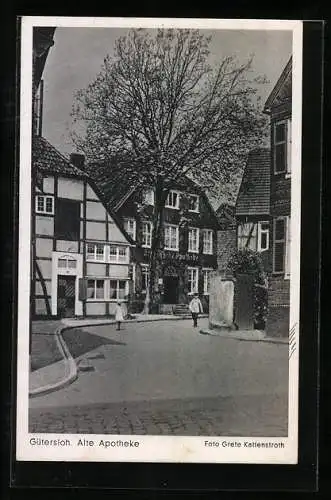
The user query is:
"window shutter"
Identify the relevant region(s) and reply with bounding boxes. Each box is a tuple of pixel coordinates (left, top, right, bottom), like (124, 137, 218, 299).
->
(78, 278, 87, 301)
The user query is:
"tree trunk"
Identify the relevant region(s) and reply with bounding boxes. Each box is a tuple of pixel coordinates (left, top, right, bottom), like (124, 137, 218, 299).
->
(35, 260, 52, 316)
(143, 183, 167, 314)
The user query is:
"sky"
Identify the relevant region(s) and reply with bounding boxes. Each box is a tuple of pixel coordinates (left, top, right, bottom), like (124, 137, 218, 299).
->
(41, 27, 292, 157)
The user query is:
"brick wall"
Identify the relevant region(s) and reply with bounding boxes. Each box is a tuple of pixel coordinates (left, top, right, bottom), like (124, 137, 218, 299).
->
(217, 229, 236, 274)
(267, 277, 290, 337)
(268, 277, 290, 306)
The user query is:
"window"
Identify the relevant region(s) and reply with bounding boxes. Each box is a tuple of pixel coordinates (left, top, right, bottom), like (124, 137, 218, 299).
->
(108, 245, 129, 263)
(86, 278, 129, 301)
(257, 222, 270, 252)
(142, 222, 152, 248)
(188, 267, 199, 294)
(35, 195, 54, 214)
(273, 217, 287, 273)
(141, 265, 149, 293)
(237, 223, 257, 251)
(55, 198, 80, 240)
(165, 190, 180, 209)
(188, 194, 199, 212)
(188, 227, 199, 253)
(164, 224, 179, 251)
(108, 280, 128, 300)
(142, 189, 154, 205)
(86, 243, 106, 261)
(87, 279, 105, 300)
(124, 219, 136, 240)
(58, 256, 77, 269)
(203, 229, 213, 254)
(274, 119, 291, 174)
(203, 268, 213, 295)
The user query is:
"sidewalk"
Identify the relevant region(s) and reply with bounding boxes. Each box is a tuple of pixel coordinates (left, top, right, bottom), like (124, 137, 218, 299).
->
(29, 314, 287, 398)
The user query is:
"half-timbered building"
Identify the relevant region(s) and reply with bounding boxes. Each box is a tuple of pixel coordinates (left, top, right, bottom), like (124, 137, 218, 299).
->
(82, 162, 220, 313)
(235, 148, 271, 273)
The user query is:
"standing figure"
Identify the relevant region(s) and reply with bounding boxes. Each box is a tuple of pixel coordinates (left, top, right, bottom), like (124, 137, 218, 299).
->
(189, 293, 203, 328)
(115, 301, 124, 331)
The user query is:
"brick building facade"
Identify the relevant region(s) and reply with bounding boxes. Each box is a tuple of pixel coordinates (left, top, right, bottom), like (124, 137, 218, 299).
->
(263, 57, 292, 337)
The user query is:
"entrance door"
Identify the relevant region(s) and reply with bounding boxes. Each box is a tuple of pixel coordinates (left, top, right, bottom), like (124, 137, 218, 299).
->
(163, 276, 179, 304)
(57, 275, 76, 318)
(235, 274, 254, 330)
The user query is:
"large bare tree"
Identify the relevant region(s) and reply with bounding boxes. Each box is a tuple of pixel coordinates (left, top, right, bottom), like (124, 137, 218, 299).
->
(70, 28, 267, 312)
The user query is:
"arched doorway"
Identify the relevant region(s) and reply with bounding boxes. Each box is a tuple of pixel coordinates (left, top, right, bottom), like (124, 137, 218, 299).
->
(163, 265, 179, 304)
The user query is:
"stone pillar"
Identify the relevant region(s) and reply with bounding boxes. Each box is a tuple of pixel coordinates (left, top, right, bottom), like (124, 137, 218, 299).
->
(209, 275, 235, 330)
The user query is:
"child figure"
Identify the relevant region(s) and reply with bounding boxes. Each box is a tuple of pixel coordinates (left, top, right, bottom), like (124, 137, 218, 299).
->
(115, 302, 124, 331)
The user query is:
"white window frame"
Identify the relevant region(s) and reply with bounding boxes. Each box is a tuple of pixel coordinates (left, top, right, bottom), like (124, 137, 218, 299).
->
(188, 194, 199, 213)
(140, 264, 150, 293)
(165, 190, 180, 209)
(86, 242, 107, 262)
(274, 119, 291, 175)
(142, 189, 155, 206)
(203, 229, 213, 255)
(86, 278, 129, 302)
(108, 279, 130, 301)
(108, 245, 129, 264)
(188, 227, 200, 253)
(86, 278, 106, 301)
(257, 221, 270, 252)
(273, 216, 287, 274)
(124, 218, 136, 240)
(142, 221, 153, 248)
(188, 267, 199, 295)
(202, 268, 213, 295)
(35, 194, 54, 215)
(164, 224, 179, 251)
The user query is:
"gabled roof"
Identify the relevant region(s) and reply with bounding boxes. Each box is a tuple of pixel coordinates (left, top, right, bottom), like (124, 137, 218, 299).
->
(85, 160, 219, 224)
(32, 137, 135, 245)
(264, 57, 292, 114)
(32, 136, 89, 179)
(235, 148, 270, 216)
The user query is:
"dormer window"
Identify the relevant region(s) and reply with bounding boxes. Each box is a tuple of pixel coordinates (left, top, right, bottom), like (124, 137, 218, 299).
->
(188, 194, 199, 213)
(274, 119, 291, 174)
(165, 190, 180, 209)
(142, 189, 154, 206)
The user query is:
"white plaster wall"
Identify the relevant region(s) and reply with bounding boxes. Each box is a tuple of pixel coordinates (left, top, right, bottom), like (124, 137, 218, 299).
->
(58, 178, 84, 200)
(86, 201, 107, 221)
(86, 184, 99, 200)
(108, 265, 129, 278)
(35, 280, 52, 296)
(56, 240, 79, 253)
(43, 176, 54, 193)
(86, 221, 106, 240)
(36, 259, 52, 279)
(35, 216, 54, 236)
(86, 302, 106, 315)
(36, 238, 53, 257)
(86, 263, 107, 276)
(108, 222, 126, 243)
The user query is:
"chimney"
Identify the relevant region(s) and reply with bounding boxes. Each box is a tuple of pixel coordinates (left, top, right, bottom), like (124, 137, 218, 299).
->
(70, 153, 85, 170)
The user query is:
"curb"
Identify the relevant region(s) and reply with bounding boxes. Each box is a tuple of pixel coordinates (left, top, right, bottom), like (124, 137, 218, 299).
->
(61, 314, 209, 329)
(29, 325, 78, 398)
(29, 315, 208, 397)
(199, 329, 289, 345)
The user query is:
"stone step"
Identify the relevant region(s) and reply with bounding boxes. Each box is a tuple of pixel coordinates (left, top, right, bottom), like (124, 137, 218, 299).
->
(172, 304, 190, 315)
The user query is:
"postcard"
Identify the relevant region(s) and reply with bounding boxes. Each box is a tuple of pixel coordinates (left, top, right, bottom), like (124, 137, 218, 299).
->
(16, 16, 302, 464)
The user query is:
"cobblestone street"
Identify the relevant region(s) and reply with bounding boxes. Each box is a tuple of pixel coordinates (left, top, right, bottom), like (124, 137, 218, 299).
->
(29, 319, 288, 436)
